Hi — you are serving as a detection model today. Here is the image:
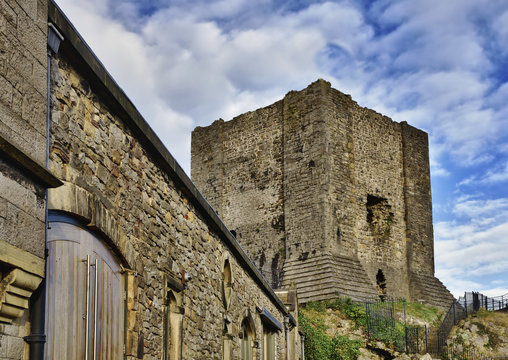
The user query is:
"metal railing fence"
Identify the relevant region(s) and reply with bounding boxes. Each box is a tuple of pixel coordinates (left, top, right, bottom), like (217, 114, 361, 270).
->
(363, 292, 508, 359)
(458, 292, 508, 313)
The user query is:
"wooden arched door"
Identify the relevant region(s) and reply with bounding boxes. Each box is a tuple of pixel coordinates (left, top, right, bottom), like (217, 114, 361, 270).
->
(45, 214, 125, 359)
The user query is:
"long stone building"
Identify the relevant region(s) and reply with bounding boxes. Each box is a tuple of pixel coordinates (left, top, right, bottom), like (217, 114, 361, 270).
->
(0, 1, 301, 359)
(192, 79, 455, 308)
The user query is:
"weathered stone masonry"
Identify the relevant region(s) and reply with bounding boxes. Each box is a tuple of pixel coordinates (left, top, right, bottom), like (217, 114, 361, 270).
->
(0, 0, 61, 358)
(192, 79, 455, 309)
(45, 2, 301, 359)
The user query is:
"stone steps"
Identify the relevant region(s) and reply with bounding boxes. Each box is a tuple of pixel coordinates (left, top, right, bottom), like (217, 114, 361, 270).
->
(282, 254, 379, 303)
(284, 263, 375, 287)
(410, 273, 455, 310)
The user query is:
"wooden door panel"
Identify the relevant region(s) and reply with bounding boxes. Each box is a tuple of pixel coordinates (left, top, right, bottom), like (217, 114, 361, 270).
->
(46, 220, 125, 360)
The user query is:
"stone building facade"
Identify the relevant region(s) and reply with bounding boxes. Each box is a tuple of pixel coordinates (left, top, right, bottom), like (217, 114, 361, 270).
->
(0, 0, 62, 357)
(192, 80, 455, 308)
(0, 1, 301, 359)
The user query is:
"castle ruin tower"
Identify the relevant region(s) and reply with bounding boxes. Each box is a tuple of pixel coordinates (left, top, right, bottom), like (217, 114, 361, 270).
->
(191, 80, 454, 308)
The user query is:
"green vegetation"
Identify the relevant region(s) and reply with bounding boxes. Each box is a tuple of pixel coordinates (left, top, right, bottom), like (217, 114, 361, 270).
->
(299, 311, 362, 360)
(299, 298, 445, 359)
(394, 301, 444, 327)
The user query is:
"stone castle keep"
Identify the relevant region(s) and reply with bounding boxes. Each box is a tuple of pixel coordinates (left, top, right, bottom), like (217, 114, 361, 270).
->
(192, 80, 454, 308)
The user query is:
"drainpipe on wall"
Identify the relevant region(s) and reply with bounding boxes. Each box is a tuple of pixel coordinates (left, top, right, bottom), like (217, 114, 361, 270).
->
(24, 23, 63, 360)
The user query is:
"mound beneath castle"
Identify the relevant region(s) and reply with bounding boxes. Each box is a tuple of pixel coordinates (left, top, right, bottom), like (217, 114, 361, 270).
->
(191, 79, 454, 309)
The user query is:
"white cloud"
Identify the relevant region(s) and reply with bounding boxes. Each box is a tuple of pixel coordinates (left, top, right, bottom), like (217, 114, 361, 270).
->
(435, 194, 508, 297)
(457, 162, 508, 186)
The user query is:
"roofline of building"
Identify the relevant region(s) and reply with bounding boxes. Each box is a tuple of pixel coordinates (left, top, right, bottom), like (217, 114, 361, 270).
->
(47, 0, 291, 316)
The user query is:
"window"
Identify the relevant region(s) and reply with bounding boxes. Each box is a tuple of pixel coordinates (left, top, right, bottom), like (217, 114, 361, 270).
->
(45, 213, 125, 359)
(223, 319, 232, 360)
(366, 195, 394, 240)
(164, 290, 182, 360)
(258, 307, 282, 360)
(240, 318, 254, 360)
(376, 269, 387, 301)
(223, 259, 232, 309)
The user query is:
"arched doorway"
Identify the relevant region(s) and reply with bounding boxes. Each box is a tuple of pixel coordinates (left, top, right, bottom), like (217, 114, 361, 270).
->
(45, 213, 125, 359)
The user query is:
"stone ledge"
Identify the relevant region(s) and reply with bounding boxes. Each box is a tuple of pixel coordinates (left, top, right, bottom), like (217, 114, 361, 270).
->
(0, 134, 62, 188)
(0, 240, 45, 278)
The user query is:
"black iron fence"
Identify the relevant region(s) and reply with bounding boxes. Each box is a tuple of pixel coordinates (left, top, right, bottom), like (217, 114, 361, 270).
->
(436, 301, 468, 353)
(364, 293, 508, 359)
(365, 299, 427, 354)
(458, 292, 508, 313)
(435, 292, 508, 354)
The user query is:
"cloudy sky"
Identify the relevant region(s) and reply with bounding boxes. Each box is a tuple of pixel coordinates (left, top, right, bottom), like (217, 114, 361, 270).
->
(54, 0, 508, 298)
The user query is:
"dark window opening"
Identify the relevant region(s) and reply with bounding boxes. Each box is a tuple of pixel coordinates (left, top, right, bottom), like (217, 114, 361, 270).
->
(366, 195, 393, 240)
(376, 269, 387, 301)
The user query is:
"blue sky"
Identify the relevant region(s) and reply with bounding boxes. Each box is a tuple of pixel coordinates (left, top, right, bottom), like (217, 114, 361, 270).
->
(55, 0, 508, 298)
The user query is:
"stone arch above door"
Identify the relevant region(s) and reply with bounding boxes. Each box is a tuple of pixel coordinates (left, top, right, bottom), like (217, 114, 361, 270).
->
(48, 182, 134, 268)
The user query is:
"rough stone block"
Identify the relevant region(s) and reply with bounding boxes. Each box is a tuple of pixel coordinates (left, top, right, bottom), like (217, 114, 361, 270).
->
(0, 1, 17, 28)
(14, 0, 38, 21)
(0, 75, 13, 105)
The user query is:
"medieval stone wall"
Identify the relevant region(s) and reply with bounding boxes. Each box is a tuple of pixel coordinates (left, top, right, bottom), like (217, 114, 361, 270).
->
(49, 52, 298, 359)
(0, 0, 47, 167)
(281, 85, 329, 261)
(347, 104, 409, 299)
(401, 122, 434, 277)
(192, 102, 286, 285)
(192, 79, 443, 304)
(0, 0, 49, 357)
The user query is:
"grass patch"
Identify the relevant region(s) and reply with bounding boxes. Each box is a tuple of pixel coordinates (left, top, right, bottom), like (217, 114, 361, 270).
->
(393, 301, 444, 327)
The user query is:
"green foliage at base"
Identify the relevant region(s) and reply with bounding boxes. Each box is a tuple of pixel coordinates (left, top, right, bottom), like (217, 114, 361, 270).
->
(299, 309, 362, 360)
(368, 319, 407, 352)
(304, 297, 366, 327)
(300, 298, 442, 358)
(394, 301, 444, 327)
(327, 297, 366, 328)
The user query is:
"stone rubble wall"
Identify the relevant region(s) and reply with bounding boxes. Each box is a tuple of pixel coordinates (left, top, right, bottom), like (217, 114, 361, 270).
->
(49, 53, 298, 360)
(0, 0, 49, 358)
(192, 102, 286, 285)
(342, 94, 410, 300)
(401, 122, 435, 277)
